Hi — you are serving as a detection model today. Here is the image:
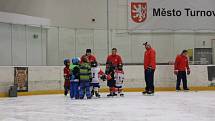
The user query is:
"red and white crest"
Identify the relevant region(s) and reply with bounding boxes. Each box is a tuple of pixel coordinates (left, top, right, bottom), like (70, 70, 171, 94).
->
(131, 2, 147, 23)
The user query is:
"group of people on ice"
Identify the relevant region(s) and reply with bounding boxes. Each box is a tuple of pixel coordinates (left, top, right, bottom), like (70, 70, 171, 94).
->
(63, 48, 124, 99)
(63, 42, 191, 99)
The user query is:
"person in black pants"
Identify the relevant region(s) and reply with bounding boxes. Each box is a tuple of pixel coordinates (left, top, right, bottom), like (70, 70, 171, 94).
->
(176, 71, 188, 91)
(142, 42, 156, 95)
(145, 68, 155, 93)
(174, 50, 190, 91)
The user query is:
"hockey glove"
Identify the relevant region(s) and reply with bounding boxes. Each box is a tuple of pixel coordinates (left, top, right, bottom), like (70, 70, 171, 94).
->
(187, 69, 191, 75)
(100, 74, 107, 81)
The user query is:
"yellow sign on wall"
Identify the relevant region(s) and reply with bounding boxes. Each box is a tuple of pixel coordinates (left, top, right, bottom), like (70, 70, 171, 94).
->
(187, 49, 193, 61)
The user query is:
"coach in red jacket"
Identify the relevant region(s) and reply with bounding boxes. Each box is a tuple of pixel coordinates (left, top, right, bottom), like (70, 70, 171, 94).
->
(106, 48, 122, 67)
(174, 50, 190, 91)
(105, 48, 123, 96)
(143, 42, 156, 95)
(81, 49, 96, 63)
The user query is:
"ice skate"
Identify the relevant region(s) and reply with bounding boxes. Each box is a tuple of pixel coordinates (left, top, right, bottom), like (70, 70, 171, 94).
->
(142, 91, 148, 95)
(64, 90, 68, 96)
(113, 93, 117, 96)
(95, 92, 101, 98)
(91, 90, 94, 96)
(107, 93, 115, 97)
(146, 91, 154, 96)
(107, 93, 113, 97)
(176, 88, 181, 92)
(143, 91, 154, 96)
(184, 88, 190, 92)
(120, 93, 124, 97)
(79, 96, 84, 99)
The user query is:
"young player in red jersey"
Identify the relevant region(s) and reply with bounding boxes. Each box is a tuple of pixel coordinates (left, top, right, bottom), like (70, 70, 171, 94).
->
(63, 59, 71, 96)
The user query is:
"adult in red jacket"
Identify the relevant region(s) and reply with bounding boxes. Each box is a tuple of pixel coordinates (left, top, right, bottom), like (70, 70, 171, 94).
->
(105, 48, 123, 96)
(106, 48, 122, 67)
(143, 42, 156, 95)
(81, 49, 96, 63)
(174, 50, 190, 91)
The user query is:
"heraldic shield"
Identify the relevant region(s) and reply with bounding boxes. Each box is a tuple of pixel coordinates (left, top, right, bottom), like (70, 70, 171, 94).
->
(131, 2, 147, 23)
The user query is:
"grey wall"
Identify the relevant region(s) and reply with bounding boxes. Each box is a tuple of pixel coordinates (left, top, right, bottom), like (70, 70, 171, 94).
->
(0, 23, 12, 65)
(1, 23, 215, 66)
(0, 0, 128, 29)
(0, 0, 108, 28)
(46, 28, 215, 65)
(0, 0, 215, 65)
(0, 23, 47, 66)
(47, 30, 215, 65)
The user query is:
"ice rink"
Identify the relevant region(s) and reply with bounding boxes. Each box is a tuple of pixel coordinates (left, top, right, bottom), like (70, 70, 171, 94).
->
(0, 91, 215, 121)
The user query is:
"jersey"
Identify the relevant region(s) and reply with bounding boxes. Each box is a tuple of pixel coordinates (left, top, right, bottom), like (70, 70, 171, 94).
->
(79, 62, 91, 81)
(70, 64, 80, 82)
(114, 70, 124, 88)
(174, 54, 190, 71)
(106, 54, 122, 67)
(91, 67, 105, 84)
(64, 67, 70, 80)
(144, 48, 156, 70)
(81, 54, 96, 63)
(64, 66, 70, 87)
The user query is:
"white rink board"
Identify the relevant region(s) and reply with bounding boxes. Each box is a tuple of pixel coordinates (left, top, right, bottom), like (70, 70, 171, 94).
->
(0, 65, 211, 93)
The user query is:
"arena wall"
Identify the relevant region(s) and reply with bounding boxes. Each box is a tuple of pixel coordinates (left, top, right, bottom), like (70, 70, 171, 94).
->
(0, 65, 214, 97)
(0, 0, 215, 65)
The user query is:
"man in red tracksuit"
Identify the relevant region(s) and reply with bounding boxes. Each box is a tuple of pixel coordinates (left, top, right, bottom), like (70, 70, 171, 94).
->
(174, 50, 190, 91)
(105, 48, 123, 96)
(143, 42, 156, 95)
(81, 49, 97, 63)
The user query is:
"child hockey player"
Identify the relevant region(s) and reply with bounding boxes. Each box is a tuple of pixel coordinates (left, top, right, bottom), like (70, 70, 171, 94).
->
(63, 58, 71, 96)
(70, 57, 80, 99)
(105, 48, 123, 97)
(114, 63, 125, 97)
(105, 61, 117, 97)
(79, 55, 92, 99)
(90, 61, 107, 98)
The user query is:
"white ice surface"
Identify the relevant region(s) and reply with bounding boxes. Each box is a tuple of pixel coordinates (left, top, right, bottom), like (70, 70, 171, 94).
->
(0, 91, 215, 121)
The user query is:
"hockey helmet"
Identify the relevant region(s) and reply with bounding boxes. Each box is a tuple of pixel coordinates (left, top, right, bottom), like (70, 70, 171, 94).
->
(72, 57, 80, 65)
(64, 58, 70, 66)
(91, 61, 98, 67)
